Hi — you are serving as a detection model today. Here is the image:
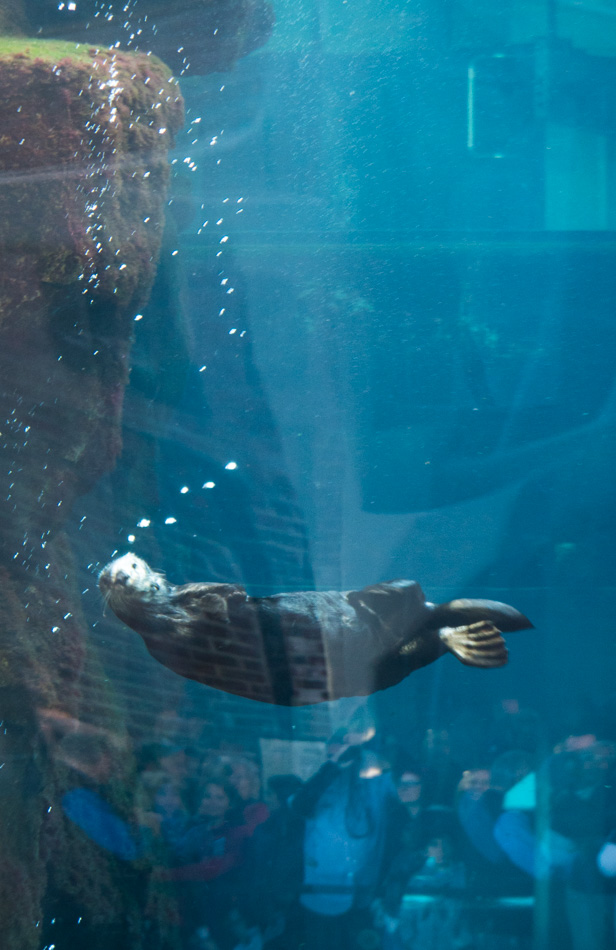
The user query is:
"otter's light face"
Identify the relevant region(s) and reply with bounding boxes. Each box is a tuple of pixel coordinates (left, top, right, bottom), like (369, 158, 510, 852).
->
(99, 553, 165, 609)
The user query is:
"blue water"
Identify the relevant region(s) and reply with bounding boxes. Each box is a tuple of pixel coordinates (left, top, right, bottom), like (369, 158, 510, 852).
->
(6, 1, 616, 948)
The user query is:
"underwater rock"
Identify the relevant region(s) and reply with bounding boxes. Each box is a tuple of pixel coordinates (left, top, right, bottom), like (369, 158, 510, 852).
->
(0, 37, 183, 559)
(25, 0, 275, 75)
(0, 533, 145, 950)
(0, 38, 184, 949)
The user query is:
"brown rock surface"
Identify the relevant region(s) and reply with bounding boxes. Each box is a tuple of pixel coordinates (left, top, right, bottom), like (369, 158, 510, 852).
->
(0, 38, 184, 949)
(0, 38, 183, 556)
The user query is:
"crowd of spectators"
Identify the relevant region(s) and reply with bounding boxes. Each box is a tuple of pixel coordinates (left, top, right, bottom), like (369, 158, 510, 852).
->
(45, 701, 616, 950)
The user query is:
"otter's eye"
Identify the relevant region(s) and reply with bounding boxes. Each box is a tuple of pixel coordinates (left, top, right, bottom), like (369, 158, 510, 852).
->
(152, 583, 160, 591)
(132, 562, 138, 569)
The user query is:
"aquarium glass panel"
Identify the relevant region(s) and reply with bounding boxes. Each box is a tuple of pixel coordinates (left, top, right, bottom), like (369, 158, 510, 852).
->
(1, 1, 616, 949)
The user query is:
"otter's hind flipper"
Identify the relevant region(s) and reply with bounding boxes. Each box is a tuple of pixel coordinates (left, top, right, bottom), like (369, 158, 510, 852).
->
(439, 621, 508, 668)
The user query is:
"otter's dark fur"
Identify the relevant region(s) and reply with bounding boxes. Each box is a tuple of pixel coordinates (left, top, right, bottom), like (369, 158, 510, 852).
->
(99, 554, 533, 706)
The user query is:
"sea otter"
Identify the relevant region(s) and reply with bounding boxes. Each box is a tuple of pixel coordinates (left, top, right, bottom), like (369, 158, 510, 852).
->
(98, 554, 533, 706)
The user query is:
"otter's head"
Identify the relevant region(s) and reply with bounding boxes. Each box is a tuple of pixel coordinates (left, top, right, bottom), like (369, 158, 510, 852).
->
(99, 553, 168, 619)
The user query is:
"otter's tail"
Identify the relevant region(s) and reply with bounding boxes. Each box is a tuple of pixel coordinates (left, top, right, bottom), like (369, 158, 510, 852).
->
(431, 598, 533, 633)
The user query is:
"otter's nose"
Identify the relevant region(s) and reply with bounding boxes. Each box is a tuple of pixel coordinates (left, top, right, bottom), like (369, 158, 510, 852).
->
(114, 570, 130, 586)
